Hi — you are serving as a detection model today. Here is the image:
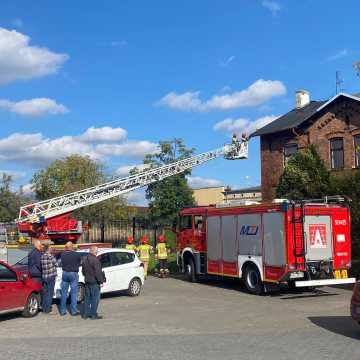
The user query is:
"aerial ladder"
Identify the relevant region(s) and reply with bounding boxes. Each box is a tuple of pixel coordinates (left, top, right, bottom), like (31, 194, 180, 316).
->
(17, 140, 248, 243)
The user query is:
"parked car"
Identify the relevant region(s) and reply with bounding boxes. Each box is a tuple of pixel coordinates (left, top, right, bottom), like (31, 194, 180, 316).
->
(350, 280, 360, 324)
(54, 248, 145, 302)
(0, 260, 42, 318)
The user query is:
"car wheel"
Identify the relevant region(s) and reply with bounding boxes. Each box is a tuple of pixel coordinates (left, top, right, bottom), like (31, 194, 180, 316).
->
(77, 283, 85, 303)
(127, 278, 142, 297)
(185, 257, 196, 283)
(243, 265, 263, 295)
(22, 293, 40, 317)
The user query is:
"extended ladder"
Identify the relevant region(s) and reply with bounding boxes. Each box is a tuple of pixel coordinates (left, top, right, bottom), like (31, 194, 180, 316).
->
(18, 141, 248, 223)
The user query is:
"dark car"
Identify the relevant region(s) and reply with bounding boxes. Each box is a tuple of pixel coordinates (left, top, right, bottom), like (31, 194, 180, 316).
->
(350, 280, 360, 324)
(0, 260, 42, 318)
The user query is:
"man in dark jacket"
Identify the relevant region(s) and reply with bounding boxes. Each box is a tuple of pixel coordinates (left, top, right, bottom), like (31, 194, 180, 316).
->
(28, 240, 43, 284)
(82, 246, 105, 320)
(59, 241, 82, 316)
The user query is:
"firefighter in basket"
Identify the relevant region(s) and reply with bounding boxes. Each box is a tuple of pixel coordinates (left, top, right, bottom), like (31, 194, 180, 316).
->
(155, 234, 170, 278)
(125, 235, 137, 251)
(137, 235, 153, 279)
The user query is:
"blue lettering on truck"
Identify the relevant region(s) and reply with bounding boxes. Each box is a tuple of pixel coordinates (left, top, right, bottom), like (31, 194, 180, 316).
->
(240, 225, 259, 236)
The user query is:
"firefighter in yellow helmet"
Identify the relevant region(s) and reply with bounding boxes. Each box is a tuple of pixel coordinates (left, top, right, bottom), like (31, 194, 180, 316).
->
(156, 234, 169, 278)
(137, 235, 153, 279)
(125, 235, 137, 251)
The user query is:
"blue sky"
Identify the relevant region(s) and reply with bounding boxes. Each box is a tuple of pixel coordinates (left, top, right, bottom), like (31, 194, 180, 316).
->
(0, 1, 359, 204)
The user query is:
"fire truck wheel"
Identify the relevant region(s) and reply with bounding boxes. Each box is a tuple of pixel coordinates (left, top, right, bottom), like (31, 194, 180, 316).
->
(243, 265, 263, 295)
(77, 284, 85, 303)
(185, 258, 196, 283)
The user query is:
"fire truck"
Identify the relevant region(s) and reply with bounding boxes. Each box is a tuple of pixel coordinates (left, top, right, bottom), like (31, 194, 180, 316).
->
(16, 140, 248, 243)
(176, 197, 356, 294)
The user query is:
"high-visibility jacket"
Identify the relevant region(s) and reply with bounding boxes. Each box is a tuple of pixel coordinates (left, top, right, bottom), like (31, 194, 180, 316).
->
(137, 244, 153, 261)
(125, 244, 137, 251)
(156, 243, 168, 260)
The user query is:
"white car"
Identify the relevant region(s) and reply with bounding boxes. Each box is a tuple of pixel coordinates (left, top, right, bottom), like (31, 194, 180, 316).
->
(54, 248, 145, 302)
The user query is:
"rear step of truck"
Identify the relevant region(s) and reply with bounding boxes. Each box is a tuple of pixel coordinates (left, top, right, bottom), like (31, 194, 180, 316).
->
(295, 278, 356, 287)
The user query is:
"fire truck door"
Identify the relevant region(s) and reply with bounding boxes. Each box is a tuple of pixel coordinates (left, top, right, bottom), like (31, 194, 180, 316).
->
(304, 216, 332, 261)
(207, 216, 221, 274)
(221, 215, 237, 276)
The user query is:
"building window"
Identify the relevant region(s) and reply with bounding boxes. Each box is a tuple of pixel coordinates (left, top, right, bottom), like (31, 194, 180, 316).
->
(284, 144, 298, 165)
(355, 136, 360, 168)
(330, 138, 344, 169)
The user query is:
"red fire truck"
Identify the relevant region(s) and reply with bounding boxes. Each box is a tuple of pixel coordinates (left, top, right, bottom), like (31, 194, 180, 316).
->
(176, 197, 356, 294)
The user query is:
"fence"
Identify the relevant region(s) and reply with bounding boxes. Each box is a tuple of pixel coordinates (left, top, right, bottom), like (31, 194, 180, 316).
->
(79, 218, 170, 247)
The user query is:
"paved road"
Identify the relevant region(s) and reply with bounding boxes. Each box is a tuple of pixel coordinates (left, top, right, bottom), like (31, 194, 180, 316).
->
(0, 277, 359, 360)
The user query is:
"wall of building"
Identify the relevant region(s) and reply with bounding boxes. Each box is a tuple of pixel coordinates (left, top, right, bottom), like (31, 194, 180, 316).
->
(192, 186, 225, 206)
(260, 98, 360, 201)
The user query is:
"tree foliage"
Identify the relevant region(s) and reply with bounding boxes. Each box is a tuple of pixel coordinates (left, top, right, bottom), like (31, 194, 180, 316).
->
(276, 145, 331, 200)
(143, 139, 195, 225)
(31, 155, 127, 222)
(0, 174, 30, 222)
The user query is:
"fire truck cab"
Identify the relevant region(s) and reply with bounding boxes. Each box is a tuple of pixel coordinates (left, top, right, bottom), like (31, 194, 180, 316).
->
(176, 197, 356, 294)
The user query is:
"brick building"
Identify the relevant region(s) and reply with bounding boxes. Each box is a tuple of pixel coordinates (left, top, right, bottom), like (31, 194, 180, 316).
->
(252, 90, 360, 201)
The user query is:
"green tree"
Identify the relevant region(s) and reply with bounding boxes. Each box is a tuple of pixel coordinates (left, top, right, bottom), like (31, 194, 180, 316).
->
(31, 155, 127, 222)
(276, 145, 331, 200)
(143, 139, 195, 225)
(0, 174, 30, 222)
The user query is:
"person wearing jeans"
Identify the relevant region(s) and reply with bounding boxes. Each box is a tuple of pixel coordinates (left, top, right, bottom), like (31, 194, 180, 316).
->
(59, 242, 82, 316)
(40, 244, 57, 314)
(82, 246, 105, 320)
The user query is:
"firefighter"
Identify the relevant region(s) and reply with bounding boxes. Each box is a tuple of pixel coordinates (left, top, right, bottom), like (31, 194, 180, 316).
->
(231, 133, 238, 147)
(137, 235, 153, 279)
(241, 132, 248, 143)
(125, 235, 137, 251)
(155, 234, 169, 277)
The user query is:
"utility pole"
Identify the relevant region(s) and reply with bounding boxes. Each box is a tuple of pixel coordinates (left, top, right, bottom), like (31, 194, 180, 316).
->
(353, 61, 360, 77)
(336, 71, 344, 94)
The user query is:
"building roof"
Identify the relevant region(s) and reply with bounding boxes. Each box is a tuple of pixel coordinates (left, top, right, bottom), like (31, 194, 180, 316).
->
(251, 93, 360, 137)
(223, 186, 261, 194)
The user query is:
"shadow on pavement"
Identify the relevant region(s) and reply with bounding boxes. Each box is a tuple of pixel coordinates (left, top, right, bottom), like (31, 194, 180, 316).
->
(308, 316, 360, 340)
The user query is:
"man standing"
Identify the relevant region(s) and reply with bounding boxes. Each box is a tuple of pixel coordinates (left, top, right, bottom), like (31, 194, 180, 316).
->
(155, 235, 170, 278)
(82, 246, 105, 320)
(28, 239, 43, 284)
(40, 244, 57, 314)
(59, 241, 82, 316)
(137, 235, 153, 279)
(125, 235, 137, 251)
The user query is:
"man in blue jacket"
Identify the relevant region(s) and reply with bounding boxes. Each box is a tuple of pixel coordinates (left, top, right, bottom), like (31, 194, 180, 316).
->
(59, 241, 82, 316)
(28, 239, 43, 284)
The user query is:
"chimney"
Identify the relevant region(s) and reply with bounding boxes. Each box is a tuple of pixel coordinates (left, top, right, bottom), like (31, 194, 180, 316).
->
(295, 90, 310, 109)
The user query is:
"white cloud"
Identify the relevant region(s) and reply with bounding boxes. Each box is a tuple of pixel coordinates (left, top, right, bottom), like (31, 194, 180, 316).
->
(0, 27, 68, 85)
(220, 55, 235, 67)
(0, 98, 69, 117)
(79, 126, 127, 143)
(124, 189, 147, 206)
(262, 1, 282, 15)
(20, 183, 33, 196)
(156, 79, 286, 111)
(0, 128, 158, 166)
(214, 115, 278, 136)
(325, 48, 349, 62)
(0, 169, 25, 181)
(116, 164, 151, 177)
(96, 141, 159, 159)
(187, 176, 223, 189)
